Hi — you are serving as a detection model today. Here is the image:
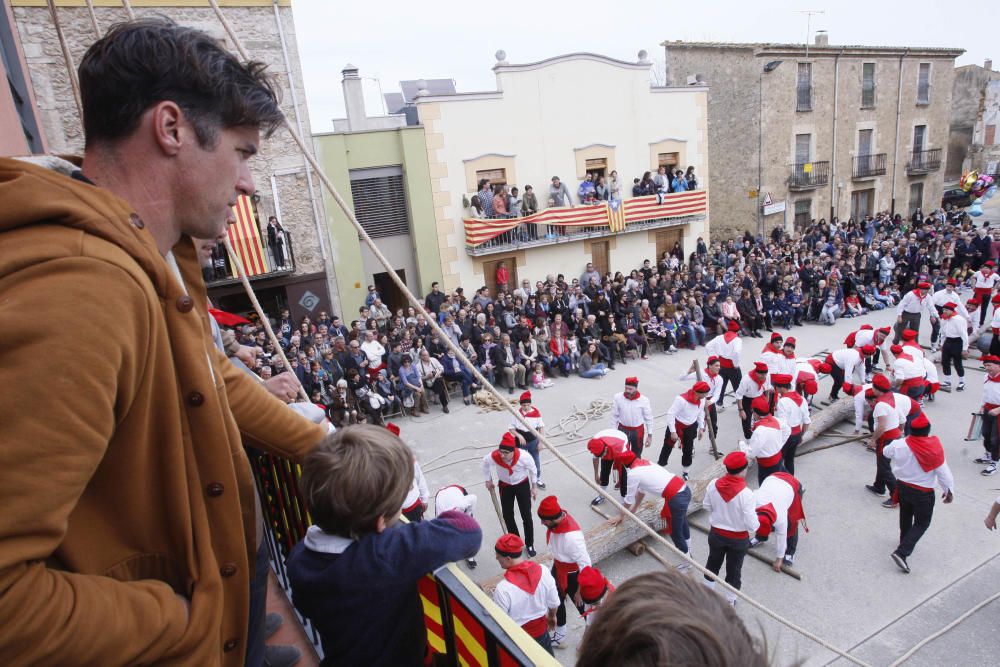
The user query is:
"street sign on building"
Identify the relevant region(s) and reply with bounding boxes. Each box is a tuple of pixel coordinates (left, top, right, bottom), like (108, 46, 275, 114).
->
(762, 192, 773, 206)
(762, 193, 786, 216)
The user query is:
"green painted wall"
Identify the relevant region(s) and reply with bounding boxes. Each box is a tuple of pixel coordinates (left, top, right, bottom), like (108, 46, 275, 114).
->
(313, 125, 441, 318)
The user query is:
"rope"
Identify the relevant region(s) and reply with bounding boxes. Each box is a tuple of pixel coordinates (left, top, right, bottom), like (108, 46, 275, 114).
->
(887, 590, 1000, 666)
(45, 0, 83, 120)
(84, 0, 101, 35)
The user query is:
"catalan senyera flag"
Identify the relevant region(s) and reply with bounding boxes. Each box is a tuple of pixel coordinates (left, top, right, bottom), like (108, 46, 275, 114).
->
(227, 194, 269, 277)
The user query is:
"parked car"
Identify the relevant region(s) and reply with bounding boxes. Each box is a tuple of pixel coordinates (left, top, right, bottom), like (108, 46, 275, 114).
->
(942, 187, 974, 209)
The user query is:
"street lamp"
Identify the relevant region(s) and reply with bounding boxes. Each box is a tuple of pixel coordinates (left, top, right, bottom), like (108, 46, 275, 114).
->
(757, 60, 783, 238)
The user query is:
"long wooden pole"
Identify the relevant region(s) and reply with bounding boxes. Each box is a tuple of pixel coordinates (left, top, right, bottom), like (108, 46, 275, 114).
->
(693, 359, 721, 459)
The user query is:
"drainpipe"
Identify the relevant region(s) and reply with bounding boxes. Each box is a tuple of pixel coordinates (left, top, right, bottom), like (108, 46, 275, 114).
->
(272, 0, 340, 310)
(890, 49, 909, 217)
(830, 48, 843, 221)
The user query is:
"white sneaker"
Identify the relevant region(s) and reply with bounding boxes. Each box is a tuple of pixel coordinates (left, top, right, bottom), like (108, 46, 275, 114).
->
(669, 345, 677, 352)
(983, 463, 997, 476)
(974, 454, 994, 464)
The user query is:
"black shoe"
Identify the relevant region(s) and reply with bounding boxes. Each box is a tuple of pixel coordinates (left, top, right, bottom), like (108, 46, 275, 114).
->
(865, 484, 885, 497)
(467, 558, 477, 569)
(508, 387, 514, 395)
(443, 404, 450, 413)
(682, 472, 689, 481)
(264, 645, 302, 667)
(527, 546, 537, 558)
(264, 613, 283, 640)
(891, 551, 910, 574)
(591, 495, 605, 506)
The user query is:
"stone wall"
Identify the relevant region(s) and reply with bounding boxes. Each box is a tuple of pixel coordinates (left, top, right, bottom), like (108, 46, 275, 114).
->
(12, 2, 337, 309)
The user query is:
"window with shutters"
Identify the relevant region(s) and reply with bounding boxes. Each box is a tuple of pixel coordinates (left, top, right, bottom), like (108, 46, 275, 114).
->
(861, 63, 876, 109)
(349, 166, 410, 239)
(796, 63, 812, 111)
(917, 63, 930, 104)
(794, 199, 812, 228)
(475, 168, 507, 186)
(657, 152, 680, 169)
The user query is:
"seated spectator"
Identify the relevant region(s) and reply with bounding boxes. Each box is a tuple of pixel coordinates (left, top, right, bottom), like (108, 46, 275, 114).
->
(328, 378, 359, 427)
(398, 354, 429, 416)
(417, 349, 450, 414)
(579, 342, 609, 378)
(844, 290, 866, 318)
(289, 425, 482, 666)
(346, 367, 385, 425)
(441, 349, 478, 405)
(374, 369, 403, 415)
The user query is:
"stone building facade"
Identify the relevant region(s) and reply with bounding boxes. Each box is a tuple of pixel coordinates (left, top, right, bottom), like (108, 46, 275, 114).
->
(665, 35, 962, 239)
(10, 0, 339, 320)
(1, 0, 45, 155)
(949, 61, 1000, 181)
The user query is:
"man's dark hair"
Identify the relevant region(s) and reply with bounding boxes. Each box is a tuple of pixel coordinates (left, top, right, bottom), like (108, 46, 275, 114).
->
(78, 18, 282, 147)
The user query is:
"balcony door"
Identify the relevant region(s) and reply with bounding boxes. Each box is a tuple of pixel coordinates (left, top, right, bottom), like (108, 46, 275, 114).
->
(794, 134, 811, 184)
(859, 129, 873, 158)
(655, 229, 684, 264)
(482, 257, 518, 296)
(590, 241, 610, 279)
(913, 125, 926, 154)
(851, 189, 875, 221)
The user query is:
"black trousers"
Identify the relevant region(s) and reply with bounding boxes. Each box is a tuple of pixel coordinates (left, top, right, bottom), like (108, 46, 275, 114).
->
(893, 312, 922, 344)
(499, 480, 534, 548)
(984, 412, 999, 460)
(873, 444, 897, 495)
(782, 432, 803, 475)
(402, 505, 424, 523)
(659, 422, 697, 468)
(719, 366, 742, 402)
(940, 337, 965, 378)
(707, 403, 718, 436)
(739, 396, 754, 439)
(992, 334, 1000, 357)
(897, 484, 935, 557)
(553, 568, 583, 627)
(598, 458, 628, 498)
(704, 531, 750, 590)
(786, 531, 800, 557)
(620, 426, 644, 458)
(757, 459, 787, 486)
(829, 363, 845, 399)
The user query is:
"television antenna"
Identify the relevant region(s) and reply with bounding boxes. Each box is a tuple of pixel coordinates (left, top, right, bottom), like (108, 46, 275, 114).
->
(794, 10, 826, 57)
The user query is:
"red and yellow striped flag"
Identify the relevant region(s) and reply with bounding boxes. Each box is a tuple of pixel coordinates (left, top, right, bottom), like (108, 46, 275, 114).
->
(227, 194, 269, 277)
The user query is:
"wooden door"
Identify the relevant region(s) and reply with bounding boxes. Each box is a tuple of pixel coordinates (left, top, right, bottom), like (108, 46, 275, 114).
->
(655, 229, 683, 263)
(482, 256, 518, 295)
(590, 241, 610, 279)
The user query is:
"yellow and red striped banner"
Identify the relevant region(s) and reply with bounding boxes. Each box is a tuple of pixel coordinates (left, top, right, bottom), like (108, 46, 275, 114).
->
(227, 194, 269, 277)
(463, 190, 706, 247)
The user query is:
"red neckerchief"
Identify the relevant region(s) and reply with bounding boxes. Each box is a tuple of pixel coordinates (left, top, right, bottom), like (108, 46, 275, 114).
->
(625, 391, 642, 401)
(503, 561, 542, 594)
(876, 392, 896, 408)
(630, 458, 652, 468)
(905, 435, 945, 472)
(988, 372, 1000, 383)
(751, 373, 766, 389)
(492, 448, 520, 476)
(715, 474, 747, 502)
(723, 331, 739, 343)
(520, 406, 541, 418)
(546, 513, 581, 544)
(762, 343, 780, 354)
(896, 351, 914, 363)
(771, 472, 807, 530)
(941, 312, 954, 320)
(706, 369, 719, 379)
(913, 289, 926, 302)
(680, 389, 700, 405)
(756, 502, 778, 527)
(783, 391, 805, 406)
(784, 350, 795, 359)
(752, 415, 780, 431)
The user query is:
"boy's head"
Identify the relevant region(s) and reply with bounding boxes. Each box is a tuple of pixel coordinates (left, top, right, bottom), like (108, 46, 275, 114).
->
(301, 425, 412, 539)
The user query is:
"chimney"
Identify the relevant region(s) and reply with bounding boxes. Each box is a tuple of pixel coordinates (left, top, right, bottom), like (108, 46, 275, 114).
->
(986, 58, 993, 71)
(341, 64, 367, 131)
(814, 30, 829, 46)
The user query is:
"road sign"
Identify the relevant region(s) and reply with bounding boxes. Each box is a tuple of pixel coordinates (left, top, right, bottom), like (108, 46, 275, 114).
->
(763, 199, 786, 216)
(762, 192, 774, 206)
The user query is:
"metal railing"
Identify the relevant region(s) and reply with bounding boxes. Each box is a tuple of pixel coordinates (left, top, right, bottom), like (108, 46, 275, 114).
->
(852, 153, 887, 179)
(788, 161, 830, 189)
(206, 231, 296, 286)
(906, 148, 942, 174)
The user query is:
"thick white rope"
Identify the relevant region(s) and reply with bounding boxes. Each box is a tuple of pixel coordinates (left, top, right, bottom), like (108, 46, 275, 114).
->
(887, 590, 1000, 667)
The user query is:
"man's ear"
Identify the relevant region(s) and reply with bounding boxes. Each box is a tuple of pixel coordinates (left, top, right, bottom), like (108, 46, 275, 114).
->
(149, 100, 185, 157)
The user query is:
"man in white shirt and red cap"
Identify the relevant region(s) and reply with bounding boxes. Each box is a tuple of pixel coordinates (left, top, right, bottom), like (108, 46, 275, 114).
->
(610, 376, 654, 457)
(884, 413, 955, 573)
(825, 344, 875, 401)
(976, 355, 1000, 475)
(680, 356, 724, 428)
(510, 391, 547, 489)
(434, 483, 479, 569)
(483, 432, 539, 556)
(774, 337, 799, 379)
(702, 451, 759, 606)
(843, 381, 874, 434)
(609, 449, 692, 561)
(899, 328, 925, 360)
(492, 533, 559, 653)
(537, 496, 591, 648)
(752, 472, 807, 570)
(852, 325, 891, 376)
(740, 396, 789, 485)
(734, 361, 770, 439)
(931, 278, 971, 352)
(660, 381, 710, 478)
(989, 294, 1000, 356)
(773, 373, 810, 474)
(893, 281, 937, 344)
(937, 301, 970, 392)
(796, 358, 828, 404)
(867, 373, 923, 507)
(588, 428, 631, 506)
(891, 341, 928, 401)
(972, 260, 1000, 326)
(760, 332, 785, 373)
(577, 566, 614, 630)
(705, 320, 743, 405)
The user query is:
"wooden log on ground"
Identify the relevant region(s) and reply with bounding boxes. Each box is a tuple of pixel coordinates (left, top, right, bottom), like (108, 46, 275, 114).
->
(479, 396, 855, 591)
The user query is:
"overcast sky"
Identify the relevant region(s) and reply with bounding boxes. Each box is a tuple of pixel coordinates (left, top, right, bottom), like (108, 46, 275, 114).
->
(292, 0, 993, 133)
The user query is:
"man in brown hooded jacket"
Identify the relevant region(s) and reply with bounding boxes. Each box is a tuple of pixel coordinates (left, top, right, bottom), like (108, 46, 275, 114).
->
(0, 19, 325, 666)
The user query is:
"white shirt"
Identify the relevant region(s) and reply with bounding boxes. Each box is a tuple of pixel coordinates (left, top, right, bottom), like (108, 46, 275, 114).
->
(402, 461, 429, 510)
(510, 408, 545, 434)
(733, 375, 770, 400)
(434, 485, 477, 516)
(482, 451, 538, 486)
(548, 522, 591, 569)
(932, 288, 971, 320)
(896, 290, 937, 318)
(982, 374, 1000, 407)
(705, 334, 742, 366)
(853, 328, 877, 348)
(493, 563, 560, 627)
(679, 371, 723, 405)
(360, 338, 386, 365)
(922, 357, 939, 384)
(795, 360, 819, 383)
(775, 393, 811, 430)
(666, 394, 706, 432)
(893, 353, 925, 381)
(754, 474, 796, 559)
(853, 383, 873, 431)
(992, 308, 1000, 333)
(973, 269, 1000, 290)
(939, 315, 969, 349)
(832, 348, 866, 384)
(883, 438, 955, 494)
(772, 354, 798, 379)
(703, 478, 760, 534)
(610, 392, 654, 432)
(760, 349, 785, 378)
(624, 462, 687, 505)
(744, 417, 790, 461)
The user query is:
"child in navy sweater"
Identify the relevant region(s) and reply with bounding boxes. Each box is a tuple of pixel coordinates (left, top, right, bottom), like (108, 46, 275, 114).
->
(288, 425, 482, 665)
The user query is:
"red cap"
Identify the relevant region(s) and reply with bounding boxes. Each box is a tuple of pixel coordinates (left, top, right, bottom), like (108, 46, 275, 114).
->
(862, 344, 876, 355)
(902, 329, 918, 341)
(877, 326, 892, 335)
(943, 302, 957, 311)
(693, 381, 711, 394)
(992, 294, 1000, 305)
(861, 324, 874, 331)
(495, 533, 525, 556)
(578, 566, 608, 603)
(947, 278, 958, 286)
(917, 281, 931, 290)
(499, 432, 517, 451)
(910, 413, 930, 430)
(865, 388, 877, 400)
(385, 422, 400, 436)
(842, 382, 857, 396)
(519, 390, 532, 404)
(818, 363, 832, 374)
(751, 396, 771, 414)
(706, 355, 720, 366)
(614, 449, 638, 468)
(969, 298, 981, 307)
(724, 451, 748, 472)
(753, 361, 768, 374)
(770, 332, 783, 342)
(771, 373, 793, 386)
(728, 320, 741, 332)
(983, 355, 1000, 364)
(803, 379, 818, 395)
(625, 376, 639, 386)
(890, 344, 903, 354)
(784, 337, 796, 347)
(537, 495, 563, 520)
(756, 508, 776, 539)
(587, 438, 607, 457)
(872, 374, 891, 391)
(988, 261, 996, 268)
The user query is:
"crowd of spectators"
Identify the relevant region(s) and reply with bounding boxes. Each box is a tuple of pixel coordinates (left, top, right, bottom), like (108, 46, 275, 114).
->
(225, 203, 994, 427)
